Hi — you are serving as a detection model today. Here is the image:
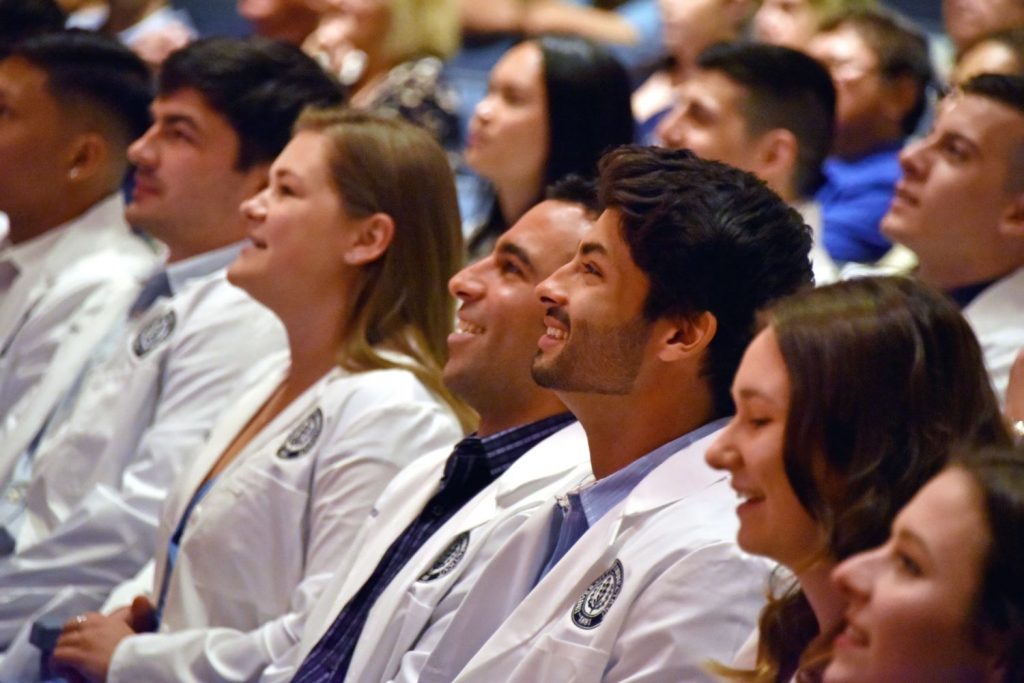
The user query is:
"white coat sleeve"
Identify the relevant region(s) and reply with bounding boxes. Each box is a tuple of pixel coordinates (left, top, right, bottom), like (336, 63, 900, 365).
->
(0, 296, 285, 646)
(106, 401, 460, 683)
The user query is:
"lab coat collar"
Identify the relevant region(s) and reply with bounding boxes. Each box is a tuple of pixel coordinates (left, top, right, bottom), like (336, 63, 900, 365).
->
(461, 422, 590, 528)
(963, 265, 1024, 337)
(619, 418, 729, 521)
(172, 354, 346, 513)
(0, 193, 134, 276)
(165, 242, 243, 296)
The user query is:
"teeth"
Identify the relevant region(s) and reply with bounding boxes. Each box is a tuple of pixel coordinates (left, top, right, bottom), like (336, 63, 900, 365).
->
(736, 491, 762, 503)
(457, 321, 485, 335)
(546, 327, 567, 340)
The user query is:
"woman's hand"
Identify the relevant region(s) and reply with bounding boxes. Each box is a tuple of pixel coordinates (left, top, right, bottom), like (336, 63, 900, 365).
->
(51, 612, 135, 683)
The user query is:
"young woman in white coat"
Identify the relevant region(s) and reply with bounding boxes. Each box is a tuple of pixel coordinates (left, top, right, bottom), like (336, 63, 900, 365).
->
(706, 276, 1011, 682)
(825, 446, 1024, 682)
(48, 108, 474, 683)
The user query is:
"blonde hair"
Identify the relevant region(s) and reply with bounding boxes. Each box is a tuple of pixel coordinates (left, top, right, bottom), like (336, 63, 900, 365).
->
(383, 0, 459, 63)
(295, 107, 476, 432)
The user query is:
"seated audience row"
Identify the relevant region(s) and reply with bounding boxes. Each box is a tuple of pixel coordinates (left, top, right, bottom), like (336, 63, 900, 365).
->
(0, 14, 1023, 683)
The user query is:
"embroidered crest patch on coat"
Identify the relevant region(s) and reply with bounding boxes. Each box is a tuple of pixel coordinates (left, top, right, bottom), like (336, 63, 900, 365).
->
(418, 531, 470, 582)
(571, 559, 624, 630)
(276, 408, 323, 459)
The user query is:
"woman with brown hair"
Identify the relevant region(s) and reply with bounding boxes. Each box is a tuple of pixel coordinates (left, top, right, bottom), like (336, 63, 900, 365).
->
(50, 109, 473, 683)
(706, 276, 1011, 681)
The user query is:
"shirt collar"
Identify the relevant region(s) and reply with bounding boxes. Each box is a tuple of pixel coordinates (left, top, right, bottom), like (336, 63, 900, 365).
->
(576, 417, 729, 526)
(165, 241, 244, 295)
(451, 412, 576, 481)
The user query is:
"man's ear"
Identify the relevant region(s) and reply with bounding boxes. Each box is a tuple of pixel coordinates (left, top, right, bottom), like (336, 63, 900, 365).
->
(999, 191, 1024, 238)
(753, 129, 799, 194)
(343, 212, 395, 266)
(656, 311, 717, 362)
(65, 132, 108, 185)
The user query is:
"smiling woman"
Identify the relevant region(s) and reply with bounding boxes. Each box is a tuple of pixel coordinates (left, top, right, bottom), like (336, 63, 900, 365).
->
(705, 276, 1011, 682)
(50, 109, 473, 683)
(826, 447, 1024, 682)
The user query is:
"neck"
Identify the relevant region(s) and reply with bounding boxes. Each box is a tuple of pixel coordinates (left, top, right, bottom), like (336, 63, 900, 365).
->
(104, 0, 163, 33)
(566, 382, 715, 480)
(475, 392, 568, 438)
(833, 125, 901, 160)
(494, 174, 542, 227)
(7, 190, 108, 245)
(797, 558, 844, 634)
(164, 214, 247, 264)
(350, 51, 395, 105)
(917, 253, 1022, 292)
(277, 298, 351, 404)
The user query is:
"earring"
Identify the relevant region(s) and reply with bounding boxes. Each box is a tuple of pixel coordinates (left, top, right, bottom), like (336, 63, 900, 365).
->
(68, 167, 80, 180)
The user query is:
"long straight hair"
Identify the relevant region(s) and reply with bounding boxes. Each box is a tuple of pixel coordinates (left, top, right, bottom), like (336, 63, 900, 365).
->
(295, 107, 476, 431)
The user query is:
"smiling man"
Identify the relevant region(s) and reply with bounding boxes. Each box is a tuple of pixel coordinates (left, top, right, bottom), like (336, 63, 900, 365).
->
(264, 179, 597, 683)
(0, 37, 342, 674)
(401, 145, 815, 682)
(881, 73, 1024, 403)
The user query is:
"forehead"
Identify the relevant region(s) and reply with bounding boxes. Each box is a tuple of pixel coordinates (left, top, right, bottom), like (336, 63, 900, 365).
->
(498, 200, 589, 272)
(734, 326, 790, 399)
(492, 42, 544, 90)
(808, 25, 874, 62)
(683, 69, 749, 115)
(274, 130, 329, 172)
(897, 468, 989, 567)
(0, 57, 54, 106)
(937, 92, 1024, 149)
(153, 88, 237, 136)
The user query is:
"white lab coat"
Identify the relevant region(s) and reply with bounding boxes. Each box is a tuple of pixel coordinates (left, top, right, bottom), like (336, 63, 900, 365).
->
(261, 421, 591, 683)
(963, 265, 1024, 404)
(417, 427, 770, 683)
(0, 269, 286, 662)
(0, 194, 158, 487)
(105, 353, 462, 683)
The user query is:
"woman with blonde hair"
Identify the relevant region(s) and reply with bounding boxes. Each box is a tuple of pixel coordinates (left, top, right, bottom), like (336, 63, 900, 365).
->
(50, 109, 472, 683)
(707, 276, 1011, 681)
(306, 0, 462, 150)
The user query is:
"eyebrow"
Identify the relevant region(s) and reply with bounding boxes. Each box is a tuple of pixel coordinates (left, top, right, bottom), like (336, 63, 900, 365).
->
(894, 527, 933, 565)
(159, 113, 201, 135)
(496, 242, 535, 272)
(579, 242, 608, 257)
(734, 387, 777, 405)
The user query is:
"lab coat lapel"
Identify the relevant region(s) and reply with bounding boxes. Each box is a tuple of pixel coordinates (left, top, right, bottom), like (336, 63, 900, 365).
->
(462, 425, 726, 669)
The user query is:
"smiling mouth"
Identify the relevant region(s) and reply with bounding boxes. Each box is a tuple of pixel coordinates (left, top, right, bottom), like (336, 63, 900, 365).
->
(545, 327, 567, 340)
(456, 320, 485, 335)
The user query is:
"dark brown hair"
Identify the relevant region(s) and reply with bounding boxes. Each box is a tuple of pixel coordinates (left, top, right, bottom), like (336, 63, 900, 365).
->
(737, 276, 1011, 681)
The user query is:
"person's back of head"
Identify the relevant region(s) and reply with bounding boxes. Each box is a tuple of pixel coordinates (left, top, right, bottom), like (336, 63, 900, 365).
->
(598, 145, 813, 416)
(0, 0, 65, 48)
(538, 34, 635, 188)
(817, 8, 933, 138)
(696, 41, 836, 198)
(157, 36, 344, 170)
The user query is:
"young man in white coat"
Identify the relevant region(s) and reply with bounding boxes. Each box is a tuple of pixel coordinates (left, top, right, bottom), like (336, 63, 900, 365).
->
(880, 73, 1024, 403)
(0, 36, 344, 669)
(408, 145, 816, 682)
(0, 30, 160, 537)
(266, 179, 599, 683)
(656, 41, 840, 283)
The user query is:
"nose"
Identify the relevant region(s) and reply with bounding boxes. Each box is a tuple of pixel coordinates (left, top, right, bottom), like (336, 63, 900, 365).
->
(535, 260, 570, 308)
(705, 421, 742, 471)
(655, 102, 687, 149)
(898, 137, 929, 181)
(473, 92, 496, 124)
(127, 125, 158, 169)
(448, 260, 486, 302)
(240, 189, 268, 222)
(832, 545, 885, 604)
